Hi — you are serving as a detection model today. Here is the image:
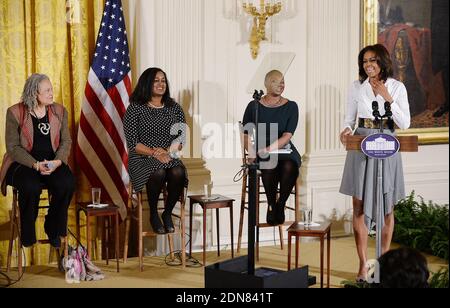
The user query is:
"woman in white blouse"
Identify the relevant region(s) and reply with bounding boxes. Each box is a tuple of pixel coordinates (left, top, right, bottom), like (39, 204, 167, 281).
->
(339, 44, 411, 282)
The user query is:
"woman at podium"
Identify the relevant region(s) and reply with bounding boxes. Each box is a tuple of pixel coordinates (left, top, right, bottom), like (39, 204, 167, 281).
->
(242, 70, 301, 226)
(339, 44, 411, 282)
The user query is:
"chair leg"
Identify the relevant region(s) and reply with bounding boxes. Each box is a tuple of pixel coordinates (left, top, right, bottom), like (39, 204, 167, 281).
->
(7, 204, 16, 273)
(16, 202, 23, 278)
(180, 192, 186, 268)
(168, 233, 175, 260)
(237, 174, 247, 254)
(278, 225, 284, 250)
(256, 177, 260, 261)
(63, 236, 68, 261)
(216, 209, 220, 257)
(48, 246, 54, 264)
(123, 215, 130, 263)
(295, 181, 300, 221)
(138, 193, 144, 272)
(17, 241, 23, 278)
(104, 217, 109, 265)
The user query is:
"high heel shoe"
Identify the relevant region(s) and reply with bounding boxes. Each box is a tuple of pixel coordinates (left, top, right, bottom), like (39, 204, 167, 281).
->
(355, 264, 370, 283)
(150, 216, 166, 234)
(266, 205, 276, 226)
(162, 211, 175, 233)
(355, 276, 367, 283)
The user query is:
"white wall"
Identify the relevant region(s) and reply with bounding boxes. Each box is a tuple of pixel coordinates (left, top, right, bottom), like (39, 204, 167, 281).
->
(124, 0, 449, 254)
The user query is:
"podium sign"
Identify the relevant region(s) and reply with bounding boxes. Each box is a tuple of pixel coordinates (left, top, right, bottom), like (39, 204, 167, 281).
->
(361, 134, 401, 159)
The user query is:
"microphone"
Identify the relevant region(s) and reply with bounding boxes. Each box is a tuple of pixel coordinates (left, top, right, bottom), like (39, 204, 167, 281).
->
(372, 101, 381, 119)
(384, 101, 393, 118)
(253, 90, 264, 101)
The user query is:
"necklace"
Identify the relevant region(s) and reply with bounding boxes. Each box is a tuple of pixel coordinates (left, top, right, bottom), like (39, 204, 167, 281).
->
(148, 101, 164, 109)
(32, 108, 50, 136)
(263, 96, 283, 107)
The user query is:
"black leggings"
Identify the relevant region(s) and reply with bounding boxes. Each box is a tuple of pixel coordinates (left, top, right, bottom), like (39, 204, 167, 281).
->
(145, 166, 186, 216)
(260, 159, 299, 207)
(5, 162, 75, 246)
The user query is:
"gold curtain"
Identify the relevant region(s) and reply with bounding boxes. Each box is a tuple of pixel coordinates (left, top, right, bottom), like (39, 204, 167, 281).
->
(0, 0, 104, 267)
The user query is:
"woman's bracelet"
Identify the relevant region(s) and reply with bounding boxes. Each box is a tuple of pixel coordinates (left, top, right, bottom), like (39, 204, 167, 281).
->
(34, 161, 40, 171)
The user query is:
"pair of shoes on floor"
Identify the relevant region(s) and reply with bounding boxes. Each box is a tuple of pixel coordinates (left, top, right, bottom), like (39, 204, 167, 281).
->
(266, 202, 286, 226)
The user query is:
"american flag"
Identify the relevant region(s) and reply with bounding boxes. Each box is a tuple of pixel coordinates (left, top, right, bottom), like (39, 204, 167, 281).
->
(76, 0, 131, 219)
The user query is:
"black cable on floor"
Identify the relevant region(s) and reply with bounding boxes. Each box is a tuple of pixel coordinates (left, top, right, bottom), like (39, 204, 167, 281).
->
(164, 232, 202, 268)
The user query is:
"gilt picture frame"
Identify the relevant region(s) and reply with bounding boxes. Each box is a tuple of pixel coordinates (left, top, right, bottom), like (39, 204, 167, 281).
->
(362, 0, 449, 144)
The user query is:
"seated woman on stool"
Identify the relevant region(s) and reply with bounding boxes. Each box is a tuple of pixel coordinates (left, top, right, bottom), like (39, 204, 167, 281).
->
(123, 67, 188, 234)
(242, 70, 301, 226)
(0, 73, 75, 248)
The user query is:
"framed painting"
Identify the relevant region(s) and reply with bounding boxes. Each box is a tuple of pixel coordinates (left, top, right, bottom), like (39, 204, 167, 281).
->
(362, 0, 449, 144)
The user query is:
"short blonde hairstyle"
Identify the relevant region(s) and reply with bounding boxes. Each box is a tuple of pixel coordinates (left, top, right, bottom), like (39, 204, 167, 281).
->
(21, 73, 50, 110)
(264, 70, 284, 89)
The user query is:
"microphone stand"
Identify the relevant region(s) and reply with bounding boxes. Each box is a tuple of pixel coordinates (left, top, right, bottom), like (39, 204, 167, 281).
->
(247, 90, 264, 275)
(374, 103, 393, 259)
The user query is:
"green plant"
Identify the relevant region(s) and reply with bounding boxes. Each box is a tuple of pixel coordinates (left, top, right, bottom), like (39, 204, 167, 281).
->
(394, 192, 449, 261)
(429, 267, 449, 289)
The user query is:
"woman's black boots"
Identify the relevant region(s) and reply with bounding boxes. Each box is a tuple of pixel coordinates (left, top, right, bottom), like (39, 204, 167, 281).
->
(275, 201, 286, 225)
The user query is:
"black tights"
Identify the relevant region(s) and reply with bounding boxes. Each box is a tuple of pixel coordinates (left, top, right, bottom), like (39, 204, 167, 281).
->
(145, 166, 186, 229)
(260, 159, 299, 208)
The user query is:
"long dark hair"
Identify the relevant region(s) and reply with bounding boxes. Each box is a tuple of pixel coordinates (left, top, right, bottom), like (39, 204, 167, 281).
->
(358, 44, 393, 83)
(129, 67, 175, 107)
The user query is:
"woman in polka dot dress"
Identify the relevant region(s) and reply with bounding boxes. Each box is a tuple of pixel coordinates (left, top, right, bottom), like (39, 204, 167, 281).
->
(124, 68, 188, 234)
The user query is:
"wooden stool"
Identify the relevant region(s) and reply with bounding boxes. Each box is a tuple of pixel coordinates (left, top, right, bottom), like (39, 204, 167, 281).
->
(188, 195, 235, 266)
(7, 186, 68, 278)
(123, 184, 188, 272)
(75, 203, 120, 272)
(287, 222, 331, 288)
(236, 122, 299, 260)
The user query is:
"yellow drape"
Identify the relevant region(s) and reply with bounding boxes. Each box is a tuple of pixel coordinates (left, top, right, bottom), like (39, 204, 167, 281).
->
(0, 0, 104, 267)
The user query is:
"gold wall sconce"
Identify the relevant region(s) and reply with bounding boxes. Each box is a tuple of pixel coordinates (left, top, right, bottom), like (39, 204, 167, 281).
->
(243, 0, 282, 59)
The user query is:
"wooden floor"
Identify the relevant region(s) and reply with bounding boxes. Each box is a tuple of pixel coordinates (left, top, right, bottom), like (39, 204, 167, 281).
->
(3, 237, 447, 288)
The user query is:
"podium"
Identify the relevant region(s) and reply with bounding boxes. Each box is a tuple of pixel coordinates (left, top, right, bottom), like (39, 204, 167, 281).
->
(344, 133, 418, 258)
